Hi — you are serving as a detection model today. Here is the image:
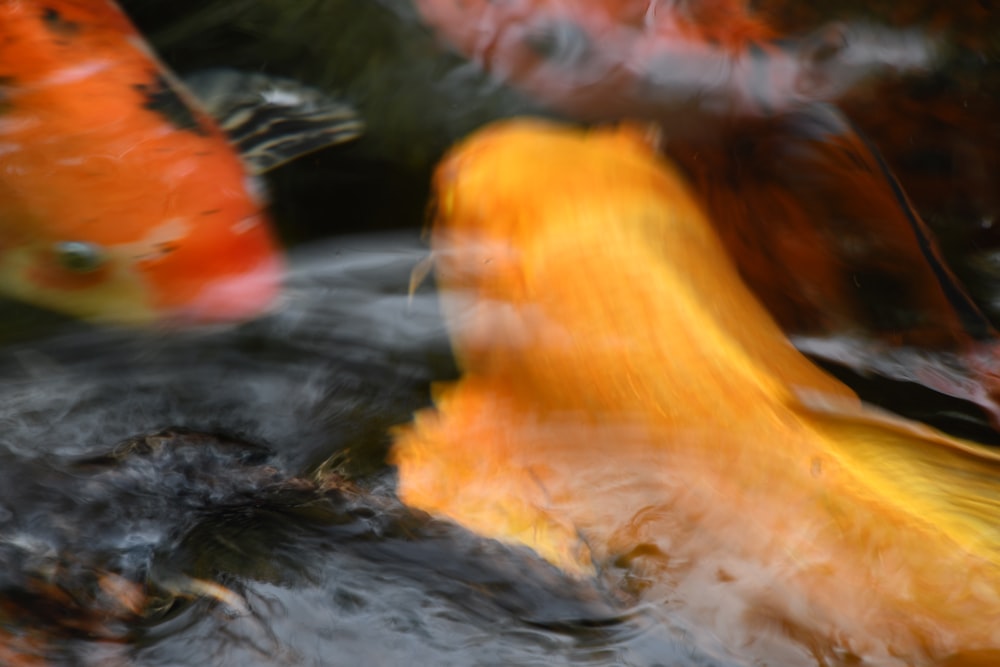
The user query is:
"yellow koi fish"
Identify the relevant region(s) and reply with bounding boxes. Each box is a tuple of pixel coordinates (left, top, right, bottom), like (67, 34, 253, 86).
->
(391, 119, 1000, 667)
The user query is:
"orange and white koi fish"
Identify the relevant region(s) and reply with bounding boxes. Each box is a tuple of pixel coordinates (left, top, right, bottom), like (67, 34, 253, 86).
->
(0, 0, 361, 325)
(391, 119, 1000, 667)
(410, 0, 934, 139)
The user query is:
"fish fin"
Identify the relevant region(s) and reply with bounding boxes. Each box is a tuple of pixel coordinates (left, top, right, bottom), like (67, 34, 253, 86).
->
(182, 68, 364, 174)
(794, 387, 1000, 558)
(408, 254, 435, 307)
(153, 573, 250, 615)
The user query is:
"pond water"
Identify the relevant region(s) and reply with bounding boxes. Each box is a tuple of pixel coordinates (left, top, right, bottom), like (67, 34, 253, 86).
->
(0, 234, 742, 666)
(2, 1, 999, 665)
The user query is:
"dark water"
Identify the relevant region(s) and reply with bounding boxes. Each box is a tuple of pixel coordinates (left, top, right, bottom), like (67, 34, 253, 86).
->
(3, 1, 999, 665)
(0, 235, 742, 665)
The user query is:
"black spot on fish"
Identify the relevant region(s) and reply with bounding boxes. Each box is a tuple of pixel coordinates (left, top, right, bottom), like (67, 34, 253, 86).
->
(40, 7, 80, 36)
(134, 75, 210, 136)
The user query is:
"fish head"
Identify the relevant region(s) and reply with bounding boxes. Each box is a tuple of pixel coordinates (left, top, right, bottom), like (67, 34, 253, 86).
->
(0, 0, 288, 328)
(427, 117, 855, 399)
(0, 157, 283, 328)
(429, 118, 683, 292)
(427, 117, 710, 376)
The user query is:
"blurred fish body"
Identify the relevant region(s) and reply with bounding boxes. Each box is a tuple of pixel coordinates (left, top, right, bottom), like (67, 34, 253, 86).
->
(0, 0, 362, 326)
(391, 119, 1000, 666)
(410, 0, 935, 136)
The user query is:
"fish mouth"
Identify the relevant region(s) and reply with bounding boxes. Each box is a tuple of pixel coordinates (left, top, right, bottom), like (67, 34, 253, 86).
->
(163, 254, 285, 326)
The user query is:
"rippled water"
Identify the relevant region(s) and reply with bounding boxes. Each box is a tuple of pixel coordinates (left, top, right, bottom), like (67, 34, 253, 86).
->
(0, 235, 744, 665)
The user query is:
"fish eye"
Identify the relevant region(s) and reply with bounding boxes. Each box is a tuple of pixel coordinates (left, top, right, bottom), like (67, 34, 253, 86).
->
(52, 241, 108, 273)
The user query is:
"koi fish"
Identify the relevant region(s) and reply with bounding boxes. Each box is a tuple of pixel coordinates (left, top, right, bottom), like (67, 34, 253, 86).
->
(412, 0, 1000, 431)
(745, 0, 1000, 387)
(0, 0, 362, 325)
(668, 103, 1000, 434)
(409, 0, 935, 140)
(675, 104, 989, 344)
(391, 119, 1000, 666)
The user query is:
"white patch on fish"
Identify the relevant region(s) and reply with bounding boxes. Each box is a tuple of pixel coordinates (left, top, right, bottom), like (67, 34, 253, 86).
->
(259, 88, 305, 107)
(231, 215, 262, 235)
(0, 117, 41, 135)
(39, 59, 115, 87)
(3, 164, 30, 176)
(158, 156, 202, 184)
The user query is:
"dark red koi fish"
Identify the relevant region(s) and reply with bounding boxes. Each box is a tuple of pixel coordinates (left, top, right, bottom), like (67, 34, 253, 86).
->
(754, 0, 1000, 323)
(674, 103, 989, 344)
(671, 103, 1000, 431)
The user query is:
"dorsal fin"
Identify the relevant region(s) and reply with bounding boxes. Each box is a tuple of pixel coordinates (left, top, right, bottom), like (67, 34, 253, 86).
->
(182, 68, 364, 174)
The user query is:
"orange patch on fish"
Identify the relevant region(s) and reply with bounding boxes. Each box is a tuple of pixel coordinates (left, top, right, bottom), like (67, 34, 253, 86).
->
(391, 119, 1000, 666)
(0, 0, 282, 324)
